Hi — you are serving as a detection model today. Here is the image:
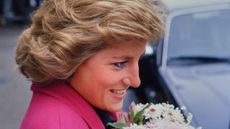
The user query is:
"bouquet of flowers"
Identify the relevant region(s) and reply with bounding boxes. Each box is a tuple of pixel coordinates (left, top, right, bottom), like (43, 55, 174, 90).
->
(108, 102, 202, 129)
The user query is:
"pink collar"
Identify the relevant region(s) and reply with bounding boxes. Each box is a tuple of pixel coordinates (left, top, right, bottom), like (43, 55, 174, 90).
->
(31, 81, 105, 129)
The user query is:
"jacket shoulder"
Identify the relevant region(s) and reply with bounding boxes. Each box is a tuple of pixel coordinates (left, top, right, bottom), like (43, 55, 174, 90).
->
(20, 92, 89, 129)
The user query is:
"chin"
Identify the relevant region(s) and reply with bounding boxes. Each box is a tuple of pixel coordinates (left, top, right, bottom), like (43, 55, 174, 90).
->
(106, 104, 123, 112)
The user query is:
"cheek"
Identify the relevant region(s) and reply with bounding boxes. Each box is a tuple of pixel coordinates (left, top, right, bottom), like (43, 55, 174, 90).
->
(97, 71, 123, 88)
(97, 69, 123, 84)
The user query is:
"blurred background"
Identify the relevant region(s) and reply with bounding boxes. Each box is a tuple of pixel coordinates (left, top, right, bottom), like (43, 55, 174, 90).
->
(0, 0, 42, 129)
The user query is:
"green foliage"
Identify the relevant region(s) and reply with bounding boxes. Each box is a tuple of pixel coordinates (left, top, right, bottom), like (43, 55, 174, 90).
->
(108, 103, 151, 129)
(107, 122, 127, 129)
(132, 103, 151, 125)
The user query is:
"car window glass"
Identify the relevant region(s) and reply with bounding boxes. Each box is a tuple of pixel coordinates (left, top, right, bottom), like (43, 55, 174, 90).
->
(167, 9, 230, 61)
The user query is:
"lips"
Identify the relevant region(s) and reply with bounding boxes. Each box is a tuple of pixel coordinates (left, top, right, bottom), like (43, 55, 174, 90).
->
(110, 89, 126, 95)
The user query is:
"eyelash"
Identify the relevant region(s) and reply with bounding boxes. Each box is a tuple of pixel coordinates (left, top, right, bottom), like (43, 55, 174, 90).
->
(113, 61, 127, 69)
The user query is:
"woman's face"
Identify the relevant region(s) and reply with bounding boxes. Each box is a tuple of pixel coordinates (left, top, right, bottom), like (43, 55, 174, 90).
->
(68, 39, 146, 112)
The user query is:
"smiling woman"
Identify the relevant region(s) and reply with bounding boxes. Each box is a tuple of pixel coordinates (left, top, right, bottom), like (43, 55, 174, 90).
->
(69, 40, 146, 112)
(15, 0, 164, 129)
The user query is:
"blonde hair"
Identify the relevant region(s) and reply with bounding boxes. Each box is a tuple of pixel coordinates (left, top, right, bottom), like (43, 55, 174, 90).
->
(15, 0, 165, 84)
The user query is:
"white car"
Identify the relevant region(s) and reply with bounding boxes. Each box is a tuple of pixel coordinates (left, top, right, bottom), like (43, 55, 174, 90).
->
(138, 0, 230, 129)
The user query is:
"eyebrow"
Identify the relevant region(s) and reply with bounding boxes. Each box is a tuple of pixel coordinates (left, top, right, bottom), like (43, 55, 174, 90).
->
(111, 51, 146, 60)
(111, 55, 133, 60)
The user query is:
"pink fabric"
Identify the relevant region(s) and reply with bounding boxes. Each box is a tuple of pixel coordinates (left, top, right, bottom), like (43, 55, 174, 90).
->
(20, 81, 105, 129)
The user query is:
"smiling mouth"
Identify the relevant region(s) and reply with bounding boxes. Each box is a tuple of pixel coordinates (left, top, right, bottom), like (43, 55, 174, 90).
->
(110, 89, 125, 95)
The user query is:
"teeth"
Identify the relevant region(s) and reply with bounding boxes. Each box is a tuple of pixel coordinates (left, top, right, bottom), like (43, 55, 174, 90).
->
(111, 89, 124, 95)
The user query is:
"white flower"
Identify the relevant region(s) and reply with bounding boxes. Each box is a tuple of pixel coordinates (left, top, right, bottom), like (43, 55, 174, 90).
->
(135, 103, 146, 112)
(109, 103, 202, 129)
(125, 120, 200, 129)
(181, 106, 186, 110)
(144, 104, 163, 120)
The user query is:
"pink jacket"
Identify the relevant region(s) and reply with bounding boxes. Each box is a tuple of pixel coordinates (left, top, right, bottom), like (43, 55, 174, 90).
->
(20, 81, 105, 129)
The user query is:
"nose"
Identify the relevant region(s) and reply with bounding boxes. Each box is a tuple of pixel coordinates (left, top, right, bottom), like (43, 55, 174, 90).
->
(123, 64, 141, 88)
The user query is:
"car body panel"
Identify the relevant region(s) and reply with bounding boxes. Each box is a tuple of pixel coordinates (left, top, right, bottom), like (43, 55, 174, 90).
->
(159, 64, 230, 128)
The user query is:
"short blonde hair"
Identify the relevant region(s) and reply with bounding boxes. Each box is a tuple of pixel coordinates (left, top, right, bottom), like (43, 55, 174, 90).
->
(15, 0, 165, 84)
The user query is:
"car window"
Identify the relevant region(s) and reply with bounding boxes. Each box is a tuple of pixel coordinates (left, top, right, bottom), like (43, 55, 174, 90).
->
(167, 9, 230, 63)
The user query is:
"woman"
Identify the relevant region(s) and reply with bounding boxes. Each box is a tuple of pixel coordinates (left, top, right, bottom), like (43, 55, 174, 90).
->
(15, 0, 164, 128)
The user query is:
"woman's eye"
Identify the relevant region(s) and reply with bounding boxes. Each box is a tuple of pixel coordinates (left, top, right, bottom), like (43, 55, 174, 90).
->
(113, 61, 127, 69)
